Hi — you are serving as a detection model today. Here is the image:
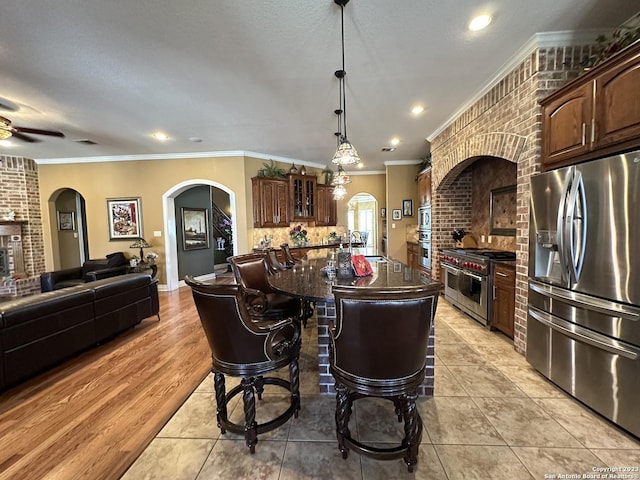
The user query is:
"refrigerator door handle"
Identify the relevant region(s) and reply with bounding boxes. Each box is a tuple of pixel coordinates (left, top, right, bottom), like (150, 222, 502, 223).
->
(566, 170, 587, 283)
(556, 169, 573, 283)
(529, 280, 640, 321)
(529, 306, 639, 360)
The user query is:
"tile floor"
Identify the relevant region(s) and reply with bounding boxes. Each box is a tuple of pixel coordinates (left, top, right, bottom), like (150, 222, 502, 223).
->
(122, 299, 640, 480)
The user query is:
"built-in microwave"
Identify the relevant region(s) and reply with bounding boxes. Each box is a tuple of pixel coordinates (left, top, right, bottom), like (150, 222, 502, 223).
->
(418, 205, 431, 232)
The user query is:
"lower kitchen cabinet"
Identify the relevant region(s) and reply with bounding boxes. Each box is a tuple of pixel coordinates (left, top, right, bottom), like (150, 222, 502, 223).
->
(407, 242, 419, 269)
(492, 263, 515, 339)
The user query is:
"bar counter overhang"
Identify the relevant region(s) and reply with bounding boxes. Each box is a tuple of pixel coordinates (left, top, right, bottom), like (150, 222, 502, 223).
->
(268, 251, 443, 394)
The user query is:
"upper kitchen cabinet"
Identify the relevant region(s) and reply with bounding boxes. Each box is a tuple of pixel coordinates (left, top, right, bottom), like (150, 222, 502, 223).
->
(289, 174, 317, 222)
(316, 184, 337, 226)
(541, 41, 640, 170)
(417, 168, 432, 205)
(252, 177, 290, 228)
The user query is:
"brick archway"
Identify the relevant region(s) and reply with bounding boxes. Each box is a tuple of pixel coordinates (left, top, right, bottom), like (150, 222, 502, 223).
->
(434, 132, 526, 191)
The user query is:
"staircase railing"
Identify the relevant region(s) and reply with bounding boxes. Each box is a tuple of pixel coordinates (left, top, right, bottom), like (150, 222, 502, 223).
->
(211, 203, 232, 255)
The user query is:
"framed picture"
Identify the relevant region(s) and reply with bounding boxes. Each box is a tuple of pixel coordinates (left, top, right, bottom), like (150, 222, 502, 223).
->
(402, 199, 413, 217)
(107, 197, 142, 240)
(392, 209, 402, 221)
(380, 208, 386, 218)
(57, 211, 75, 231)
(490, 185, 517, 236)
(182, 207, 210, 251)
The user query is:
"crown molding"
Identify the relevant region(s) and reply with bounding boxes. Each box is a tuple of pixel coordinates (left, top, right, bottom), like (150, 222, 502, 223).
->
(34, 149, 325, 169)
(384, 160, 422, 167)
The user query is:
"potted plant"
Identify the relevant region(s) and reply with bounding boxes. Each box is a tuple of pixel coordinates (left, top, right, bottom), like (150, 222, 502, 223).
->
(261, 159, 286, 179)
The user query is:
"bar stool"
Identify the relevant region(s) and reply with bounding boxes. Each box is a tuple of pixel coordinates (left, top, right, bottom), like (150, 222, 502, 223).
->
(185, 278, 301, 453)
(280, 243, 298, 267)
(228, 253, 303, 324)
(329, 284, 438, 471)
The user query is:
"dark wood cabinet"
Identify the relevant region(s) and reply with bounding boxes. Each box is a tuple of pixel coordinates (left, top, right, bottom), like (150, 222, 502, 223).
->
(252, 177, 289, 228)
(289, 174, 317, 222)
(316, 184, 337, 226)
(407, 242, 419, 269)
(417, 168, 431, 205)
(541, 41, 640, 170)
(491, 263, 515, 339)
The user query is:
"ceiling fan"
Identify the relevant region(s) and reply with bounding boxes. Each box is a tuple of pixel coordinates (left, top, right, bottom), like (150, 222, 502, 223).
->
(0, 115, 65, 143)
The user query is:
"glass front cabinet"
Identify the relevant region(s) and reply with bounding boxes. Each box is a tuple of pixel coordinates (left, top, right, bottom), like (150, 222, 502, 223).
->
(288, 174, 316, 221)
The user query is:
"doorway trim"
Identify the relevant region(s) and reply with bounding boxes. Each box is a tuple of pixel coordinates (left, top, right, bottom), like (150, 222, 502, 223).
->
(163, 179, 237, 291)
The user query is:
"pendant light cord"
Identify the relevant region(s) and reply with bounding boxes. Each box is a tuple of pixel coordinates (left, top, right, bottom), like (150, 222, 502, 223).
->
(340, 3, 348, 142)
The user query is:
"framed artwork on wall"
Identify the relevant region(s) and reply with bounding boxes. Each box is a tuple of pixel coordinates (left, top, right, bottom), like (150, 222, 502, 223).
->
(107, 197, 142, 240)
(182, 207, 210, 251)
(57, 211, 75, 231)
(402, 199, 413, 217)
(392, 209, 402, 221)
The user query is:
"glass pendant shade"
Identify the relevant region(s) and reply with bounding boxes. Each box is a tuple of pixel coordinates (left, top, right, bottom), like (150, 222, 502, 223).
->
(331, 165, 351, 186)
(332, 139, 360, 165)
(333, 184, 347, 200)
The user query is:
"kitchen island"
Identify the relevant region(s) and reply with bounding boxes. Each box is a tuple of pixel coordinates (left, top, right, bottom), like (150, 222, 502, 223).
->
(269, 251, 442, 394)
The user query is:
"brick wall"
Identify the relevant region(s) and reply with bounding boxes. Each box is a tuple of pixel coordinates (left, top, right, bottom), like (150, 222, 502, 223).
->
(429, 44, 592, 354)
(0, 155, 45, 282)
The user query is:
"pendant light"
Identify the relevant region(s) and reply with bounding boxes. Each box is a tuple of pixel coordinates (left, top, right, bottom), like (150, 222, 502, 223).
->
(331, 109, 351, 201)
(331, 0, 360, 166)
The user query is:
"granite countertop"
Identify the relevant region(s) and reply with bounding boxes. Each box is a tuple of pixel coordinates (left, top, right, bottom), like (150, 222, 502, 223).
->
(269, 257, 442, 302)
(254, 242, 366, 251)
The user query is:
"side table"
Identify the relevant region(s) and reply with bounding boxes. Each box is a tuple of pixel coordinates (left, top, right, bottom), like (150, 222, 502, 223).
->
(128, 262, 158, 278)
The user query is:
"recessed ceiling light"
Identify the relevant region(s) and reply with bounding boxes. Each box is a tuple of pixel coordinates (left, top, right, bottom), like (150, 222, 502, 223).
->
(390, 137, 400, 146)
(0, 140, 15, 147)
(357, 162, 364, 168)
(381, 147, 396, 152)
(151, 131, 169, 141)
(469, 14, 492, 31)
(411, 105, 424, 115)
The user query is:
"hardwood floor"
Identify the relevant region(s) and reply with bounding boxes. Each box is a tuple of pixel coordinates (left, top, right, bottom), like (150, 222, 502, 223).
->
(0, 286, 211, 480)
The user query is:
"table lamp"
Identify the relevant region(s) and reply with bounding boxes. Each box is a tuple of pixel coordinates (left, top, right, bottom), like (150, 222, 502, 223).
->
(130, 237, 151, 262)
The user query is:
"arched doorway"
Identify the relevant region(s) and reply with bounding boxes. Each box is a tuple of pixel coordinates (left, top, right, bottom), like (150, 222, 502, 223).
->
(163, 179, 237, 291)
(47, 188, 88, 269)
(346, 192, 377, 251)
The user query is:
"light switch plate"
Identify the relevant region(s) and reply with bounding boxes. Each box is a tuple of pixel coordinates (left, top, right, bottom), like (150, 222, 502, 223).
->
(154, 231, 162, 237)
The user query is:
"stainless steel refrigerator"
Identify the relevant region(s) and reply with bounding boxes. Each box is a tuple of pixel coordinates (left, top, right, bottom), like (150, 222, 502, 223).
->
(528, 148, 640, 438)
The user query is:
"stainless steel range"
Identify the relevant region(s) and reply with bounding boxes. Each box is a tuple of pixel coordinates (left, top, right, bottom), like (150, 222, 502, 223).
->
(441, 248, 516, 326)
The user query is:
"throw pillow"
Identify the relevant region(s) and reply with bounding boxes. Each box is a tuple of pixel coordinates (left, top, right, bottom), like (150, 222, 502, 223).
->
(106, 252, 128, 267)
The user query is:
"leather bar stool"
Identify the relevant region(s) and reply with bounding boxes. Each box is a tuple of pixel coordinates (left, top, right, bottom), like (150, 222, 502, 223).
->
(329, 284, 438, 471)
(228, 253, 303, 325)
(185, 278, 301, 453)
(280, 243, 298, 267)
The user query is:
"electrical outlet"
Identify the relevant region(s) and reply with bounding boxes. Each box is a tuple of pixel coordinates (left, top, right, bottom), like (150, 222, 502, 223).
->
(481, 235, 485, 243)
(488, 236, 493, 243)
(392, 223, 396, 229)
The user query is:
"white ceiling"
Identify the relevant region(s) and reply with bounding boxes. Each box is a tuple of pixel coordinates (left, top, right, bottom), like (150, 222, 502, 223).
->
(0, 1, 637, 171)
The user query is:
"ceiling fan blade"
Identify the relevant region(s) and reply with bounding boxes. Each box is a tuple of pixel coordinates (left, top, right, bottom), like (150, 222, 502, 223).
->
(14, 126, 65, 138)
(11, 131, 41, 143)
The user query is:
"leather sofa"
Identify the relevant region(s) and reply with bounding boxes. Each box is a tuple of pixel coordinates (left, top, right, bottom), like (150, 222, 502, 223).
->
(0, 273, 159, 390)
(40, 252, 130, 292)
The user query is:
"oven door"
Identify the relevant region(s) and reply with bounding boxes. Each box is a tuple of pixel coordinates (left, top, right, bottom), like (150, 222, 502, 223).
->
(442, 264, 461, 303)
(419, 241, 431, 269)
(458, 270, 488, 324)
